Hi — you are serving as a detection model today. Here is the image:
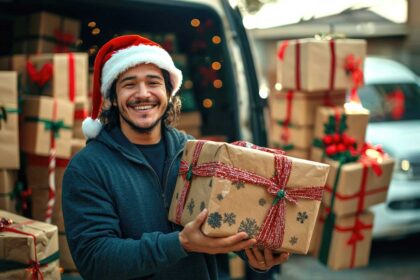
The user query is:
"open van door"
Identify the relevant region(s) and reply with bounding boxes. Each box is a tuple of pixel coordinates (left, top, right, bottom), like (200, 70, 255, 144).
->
(0, 0, 266, 145)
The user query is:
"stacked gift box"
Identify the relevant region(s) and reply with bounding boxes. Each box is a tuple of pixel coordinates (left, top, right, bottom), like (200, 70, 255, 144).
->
(169, 140, 330, 254)
(0, 10, 89, 276)
(308, 103, 395, 270)
(268, 38, 366, 160)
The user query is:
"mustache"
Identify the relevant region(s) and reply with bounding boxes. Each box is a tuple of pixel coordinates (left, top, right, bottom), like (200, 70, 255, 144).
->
(127, 99, 156, 106)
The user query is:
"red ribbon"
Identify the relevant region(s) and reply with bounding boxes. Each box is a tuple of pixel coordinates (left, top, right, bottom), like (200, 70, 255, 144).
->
(68, 53, 75, 102)
(334, 216, 372, 268)
(74, 108, 88, 120)
(53, 30, 75, 53)
(385, 89, 405, 120)
(329, 40, 336, 90)
(280, 90, 294, 144)
(0, 218, 44, 280)
(277, 40, 289, 61)
(26, 154, 70, 168)
(26, 62, 53, 87)
(175, 141, 324, 249)
(345, 54, 364, 102)
(324, 184, 388, 200)
(295, 41, 301, 90)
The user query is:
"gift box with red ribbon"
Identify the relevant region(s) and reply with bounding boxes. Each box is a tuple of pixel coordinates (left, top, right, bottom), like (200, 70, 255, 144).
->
(312, 145, 394, 216)
(13, 11, 80, 54)
(25, 53, 88, 101)
(168, 140, 330, 254)
(309, 206, 374, 270)
(73, 98, 90, 139)
(21, 96, 74, 159)
(0, 210, 60, 279)
(0, 170, 18, 213)
(0, 71, 20, 169)
(277, 38, 366, 92)
(311, 105, 370, 163)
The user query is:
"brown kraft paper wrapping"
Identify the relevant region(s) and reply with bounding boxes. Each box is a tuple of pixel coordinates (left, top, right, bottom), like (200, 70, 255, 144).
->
(73, 98, 90, 139)
(0, 170, 18, 212)
(310, 206, 374, 270)
(59, 233, 78, 271)
(312, 106, 370, 158)
(0, 71, 20, 169)
(21, 96, 74, 158)
(269, 120, 314, 150)
(0, 260, 61, 280)
(0, 210, 59, 265)
(277, 38, 367, 91)
(311, 148, 394, 216)
(269, 90, 346, 126)
(168, 140, 330, 254)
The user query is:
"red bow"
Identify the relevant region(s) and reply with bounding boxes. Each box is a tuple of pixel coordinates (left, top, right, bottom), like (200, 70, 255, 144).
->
(53, 30, 75, 53)
(26, 62, 53, 87)
(345, 54, 364, 102)
(359, 143, 385, 176)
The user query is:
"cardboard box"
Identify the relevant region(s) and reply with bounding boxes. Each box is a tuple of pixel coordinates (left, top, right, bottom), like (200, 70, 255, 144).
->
(0, 56, 27, 94)
(0, 260, 61, 280)
(311, 148, 394, 216)
(21, 96, 74, 158)
(269, 90, 346, 126)
(169, 140, 329, 253)
(59, 233, 78, 272)
(310, 207, 373, 270)
(277, 38, 366, 91)
(0, 170, 18, 212)
(71, 138, 86, 157)
(0, 71, 20, 169)
(0, 210, 59, 269)
(73, 98, 90, 139)
(269, 120, 314, 150)
(177, 111, 202, 129)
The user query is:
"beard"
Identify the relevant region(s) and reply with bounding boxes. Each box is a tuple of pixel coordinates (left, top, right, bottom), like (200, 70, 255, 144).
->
(119, 104, 170, 134)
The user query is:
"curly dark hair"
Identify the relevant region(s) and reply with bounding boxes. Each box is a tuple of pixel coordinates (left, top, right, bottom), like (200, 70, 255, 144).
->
(99, 69, 181, 130)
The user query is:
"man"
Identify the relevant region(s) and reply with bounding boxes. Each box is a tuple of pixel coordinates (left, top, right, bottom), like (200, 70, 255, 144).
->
(62, 35, 289, 280)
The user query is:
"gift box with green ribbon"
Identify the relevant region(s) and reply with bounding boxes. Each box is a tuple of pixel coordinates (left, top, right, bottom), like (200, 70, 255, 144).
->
(73, 97, 90, 139)
(169, 140, 329, 254)
(0, 170, 18, 213)
(13, 11, 80, 54)
(0, 210, 60, 279)
(309, 206, 374, 270)
(0, 71, 20, 169)
(277, 38, 366, 92)
(21, 96, 74, 158)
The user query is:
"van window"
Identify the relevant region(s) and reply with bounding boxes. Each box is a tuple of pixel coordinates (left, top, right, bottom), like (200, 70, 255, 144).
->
(359, 83, 420, 122)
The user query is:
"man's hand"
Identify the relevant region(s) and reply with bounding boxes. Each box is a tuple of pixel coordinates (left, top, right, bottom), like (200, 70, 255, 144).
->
(245, 247, 290, 271)
(179, 209, 256, 254)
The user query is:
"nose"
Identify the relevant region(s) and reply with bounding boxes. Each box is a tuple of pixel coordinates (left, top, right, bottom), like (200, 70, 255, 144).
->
(134, 82, 150, 98)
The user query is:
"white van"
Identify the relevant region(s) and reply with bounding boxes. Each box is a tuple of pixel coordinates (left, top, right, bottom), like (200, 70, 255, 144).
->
(359, 57, 420, 239)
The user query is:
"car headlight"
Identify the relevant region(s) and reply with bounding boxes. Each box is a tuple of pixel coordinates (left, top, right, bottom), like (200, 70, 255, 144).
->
(395, 159, 414, 179)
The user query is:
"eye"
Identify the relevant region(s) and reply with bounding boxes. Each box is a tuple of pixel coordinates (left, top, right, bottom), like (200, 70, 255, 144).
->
(123, 83, 135, 88)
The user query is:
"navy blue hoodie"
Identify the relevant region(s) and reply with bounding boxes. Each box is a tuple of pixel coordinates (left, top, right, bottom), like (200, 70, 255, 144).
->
(62, 126, 220, 279)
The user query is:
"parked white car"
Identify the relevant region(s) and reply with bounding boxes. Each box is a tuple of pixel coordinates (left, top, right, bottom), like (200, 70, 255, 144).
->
(359, 57, 420, 239)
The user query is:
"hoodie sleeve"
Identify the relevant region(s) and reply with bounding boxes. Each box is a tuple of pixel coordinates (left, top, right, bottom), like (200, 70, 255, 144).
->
(62, 164, 188, 280)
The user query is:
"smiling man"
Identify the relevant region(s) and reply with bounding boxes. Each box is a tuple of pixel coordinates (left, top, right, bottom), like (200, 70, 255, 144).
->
(62, 35, 288, 280)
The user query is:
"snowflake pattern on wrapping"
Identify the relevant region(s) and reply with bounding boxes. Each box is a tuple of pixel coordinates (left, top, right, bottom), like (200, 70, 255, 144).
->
(208, 179, 213, 187)
(175, 193, 179, 199)
(289, 236, 298, 246)
(233, 181, 245, 190)
(259, 198, 266, 206)
(223, 212, 236, 226)
(200, 201, 206, 212)
(207, 212, 222, 229)
(216, 193, 224, 201)
(296, 211, 308, 224)
(187, 199, 195, 216)
(238, 218, 259, 238)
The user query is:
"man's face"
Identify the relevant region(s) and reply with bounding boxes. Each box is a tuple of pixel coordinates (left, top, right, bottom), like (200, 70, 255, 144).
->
(115, 63, 169, 134)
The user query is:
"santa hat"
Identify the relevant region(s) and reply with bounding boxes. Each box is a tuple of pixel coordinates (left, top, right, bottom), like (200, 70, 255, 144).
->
(82, 34, 183, 139)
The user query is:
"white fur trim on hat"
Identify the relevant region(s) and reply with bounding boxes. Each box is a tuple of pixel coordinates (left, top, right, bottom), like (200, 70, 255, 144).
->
(82, 117, 103, 139)
(101, 44, 182, 98)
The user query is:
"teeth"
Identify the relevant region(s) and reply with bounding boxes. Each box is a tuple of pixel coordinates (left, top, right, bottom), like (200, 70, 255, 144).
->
(134, 105, 154, 110)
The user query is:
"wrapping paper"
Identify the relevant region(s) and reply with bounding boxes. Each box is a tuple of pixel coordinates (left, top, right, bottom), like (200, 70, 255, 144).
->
(168, 140, 329, 254)
(269, 120, 314, 150)
(0, 260, 61, 280)
(73, 98, 90, 139)
(59, 233, 77, 272)
(0, 71, 20, 169)
(310, 206, 373, 270)
(0, 170, 18, 213)
(277, 38, 366, 91)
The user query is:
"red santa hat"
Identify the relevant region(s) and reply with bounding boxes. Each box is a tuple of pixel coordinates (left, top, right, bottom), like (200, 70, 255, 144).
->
(82, 34, 183, 139)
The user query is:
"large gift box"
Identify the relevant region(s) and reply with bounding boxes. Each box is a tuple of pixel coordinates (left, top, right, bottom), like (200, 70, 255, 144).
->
(13, 11, 80, 54)
(309, 206, 374, 270)
(176, 111, 202, 138)
(21, 96, 74, 158)
(0, 56, 27, 94)
(277, 38, 366, 91)
(0, 170, 18, 213)
(73, 98, 90, 139)
(0, 210, 60, 279)
(311, 146, 394, 216)
(311, 105, 370, 163)
(269, 120, 313, 150)
(25, 53, 88, 101)
(269, 90, 346, 127)
(59, 233, 77, 272)
(168, 140, 330, 253)
(0, 71, 20, 169)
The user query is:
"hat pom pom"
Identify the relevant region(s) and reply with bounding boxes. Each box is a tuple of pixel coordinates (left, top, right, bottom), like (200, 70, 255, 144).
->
(82, 117, 102, 139)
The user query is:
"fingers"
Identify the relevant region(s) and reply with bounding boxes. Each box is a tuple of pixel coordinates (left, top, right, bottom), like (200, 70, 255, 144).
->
(191, 209, 208, 229)
(272, 251, 290, 265)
